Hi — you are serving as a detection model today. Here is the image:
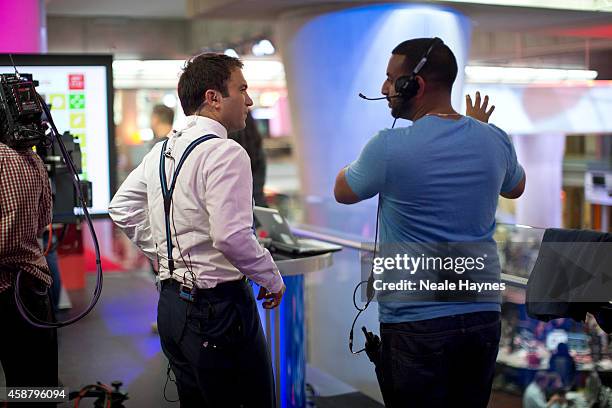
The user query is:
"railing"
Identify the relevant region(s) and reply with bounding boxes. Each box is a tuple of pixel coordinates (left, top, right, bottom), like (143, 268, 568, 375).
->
(291, 223, 539, 288)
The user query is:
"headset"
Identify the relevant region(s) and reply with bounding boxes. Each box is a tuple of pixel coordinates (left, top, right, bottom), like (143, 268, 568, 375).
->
(359, 37, 443, 104)
(393, 37, 444, 101)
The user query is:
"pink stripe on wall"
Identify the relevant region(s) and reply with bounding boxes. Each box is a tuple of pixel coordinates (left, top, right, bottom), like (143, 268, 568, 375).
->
(0, 0, 41, 53)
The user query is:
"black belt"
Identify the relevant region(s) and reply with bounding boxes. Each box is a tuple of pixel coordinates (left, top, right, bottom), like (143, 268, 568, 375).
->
(161, 277, 249, 303)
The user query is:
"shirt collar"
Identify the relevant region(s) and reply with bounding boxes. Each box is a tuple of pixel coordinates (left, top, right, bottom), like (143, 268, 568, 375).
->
(179, 115, 228, 140)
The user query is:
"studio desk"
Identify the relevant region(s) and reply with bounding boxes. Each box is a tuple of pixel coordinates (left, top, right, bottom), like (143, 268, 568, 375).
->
(263, 250, 335, 408)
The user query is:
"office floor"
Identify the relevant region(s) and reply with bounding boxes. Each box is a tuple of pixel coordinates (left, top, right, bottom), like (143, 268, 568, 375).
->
(0, 241, 533, 405)
(1, 269, 523, 407)
(58, 270, 175, 407)
(1, 270, 394, 407)
(56, 271, 393, 407)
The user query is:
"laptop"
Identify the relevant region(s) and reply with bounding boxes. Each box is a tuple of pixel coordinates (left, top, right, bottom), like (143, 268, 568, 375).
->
(254, 206, 342, 255)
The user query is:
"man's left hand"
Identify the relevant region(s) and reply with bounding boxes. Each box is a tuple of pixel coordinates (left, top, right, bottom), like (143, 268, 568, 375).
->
(466, 91, 495, 123)
(257, 284, 285, 309)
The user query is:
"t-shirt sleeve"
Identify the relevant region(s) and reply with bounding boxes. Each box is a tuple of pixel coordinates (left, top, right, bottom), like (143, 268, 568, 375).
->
(499, 131, 525, 193)
(345, 131, 386, 200)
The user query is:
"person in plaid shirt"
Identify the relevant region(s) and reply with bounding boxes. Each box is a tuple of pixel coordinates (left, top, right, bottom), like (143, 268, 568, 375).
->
(0, 140, 58, 394)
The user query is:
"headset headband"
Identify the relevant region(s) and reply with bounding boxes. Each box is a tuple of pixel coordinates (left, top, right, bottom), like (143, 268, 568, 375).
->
(410, 37, 443, 78)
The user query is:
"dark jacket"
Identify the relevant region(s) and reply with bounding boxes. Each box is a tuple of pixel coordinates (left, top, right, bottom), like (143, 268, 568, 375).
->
(229, 113, 267, 207)
(526, 228, 612, 333)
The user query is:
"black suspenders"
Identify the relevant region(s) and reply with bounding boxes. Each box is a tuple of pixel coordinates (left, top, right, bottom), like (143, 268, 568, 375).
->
(159, 134, 219, 277)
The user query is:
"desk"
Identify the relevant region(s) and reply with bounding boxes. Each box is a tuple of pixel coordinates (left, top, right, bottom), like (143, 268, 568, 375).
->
(497, 348, 612, 372)
(263, 251, 334, 408)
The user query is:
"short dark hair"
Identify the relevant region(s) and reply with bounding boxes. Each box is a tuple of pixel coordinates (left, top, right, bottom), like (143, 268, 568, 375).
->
(392, 38, 458, 90)
(152, 104, 174, 125)
(534, 371, 549, 385)
(177, 53, 244, 115)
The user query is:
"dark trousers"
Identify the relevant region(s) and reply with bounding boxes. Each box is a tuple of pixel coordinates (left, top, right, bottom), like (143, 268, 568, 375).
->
(378, 311, 501, 408)
(157, 279, 275, 408)
(0, 280, 58, 407)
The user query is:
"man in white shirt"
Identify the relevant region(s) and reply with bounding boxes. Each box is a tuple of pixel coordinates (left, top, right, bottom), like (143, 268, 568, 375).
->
(523, 372, 565, 408)
(109, 53, 285, 407)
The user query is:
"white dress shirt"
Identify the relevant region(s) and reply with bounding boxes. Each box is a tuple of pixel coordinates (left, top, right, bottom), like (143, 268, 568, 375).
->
(109, 115, 284, 292)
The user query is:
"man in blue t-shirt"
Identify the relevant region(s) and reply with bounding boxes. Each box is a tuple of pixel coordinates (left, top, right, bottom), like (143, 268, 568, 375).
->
(334, 38, 525, 407)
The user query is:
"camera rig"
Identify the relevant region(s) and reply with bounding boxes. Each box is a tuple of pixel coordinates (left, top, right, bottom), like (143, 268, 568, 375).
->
(0, 72, 92, 223)
(0, 73, 45, 149)
(1, 64, 103, 329)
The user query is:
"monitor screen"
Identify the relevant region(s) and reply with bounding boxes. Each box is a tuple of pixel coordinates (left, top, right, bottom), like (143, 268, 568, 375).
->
(0, 54, 115, 217)
(593, 174, 606, 186)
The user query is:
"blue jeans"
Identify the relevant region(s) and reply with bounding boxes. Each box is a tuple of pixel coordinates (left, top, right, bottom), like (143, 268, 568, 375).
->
(379, 311, 501, 408)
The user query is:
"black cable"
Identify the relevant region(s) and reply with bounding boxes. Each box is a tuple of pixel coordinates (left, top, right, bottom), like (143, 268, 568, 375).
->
(169, 200, 214, 349)
(170, 202, 197, 287)
(8, 54, 18, 75)
(349, 199, 381, 354)
(352, 279, 370, 312)
(306, 383, 317, 407)
(163, 362, 180, 403)
(13, 93, 103, 328)
(163, 153, 197, 287)
(45, 224, 69, 254)
(21, 128, 46, 141)
(162, 145, 213, 406)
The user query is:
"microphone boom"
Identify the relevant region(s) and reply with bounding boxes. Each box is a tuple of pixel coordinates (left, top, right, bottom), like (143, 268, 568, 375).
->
(358, 93, 399, 101)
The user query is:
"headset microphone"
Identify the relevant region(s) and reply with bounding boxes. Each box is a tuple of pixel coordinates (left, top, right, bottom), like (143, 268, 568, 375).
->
(358, 93, 401, 101)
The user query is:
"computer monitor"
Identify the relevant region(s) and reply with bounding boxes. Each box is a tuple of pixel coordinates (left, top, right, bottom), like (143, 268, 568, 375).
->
(0, 54, 115, 217)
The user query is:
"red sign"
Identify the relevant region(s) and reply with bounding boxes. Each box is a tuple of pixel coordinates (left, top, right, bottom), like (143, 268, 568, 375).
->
(68, 74, 85, 90)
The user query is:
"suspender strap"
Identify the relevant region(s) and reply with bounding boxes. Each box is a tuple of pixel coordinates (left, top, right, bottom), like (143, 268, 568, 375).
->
(159, 134, 219, 275)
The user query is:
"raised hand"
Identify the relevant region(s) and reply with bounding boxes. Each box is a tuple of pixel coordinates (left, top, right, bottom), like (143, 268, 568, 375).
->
(466, 91, 495, 123)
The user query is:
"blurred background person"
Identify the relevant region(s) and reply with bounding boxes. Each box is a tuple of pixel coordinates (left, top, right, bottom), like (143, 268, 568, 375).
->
(523, 371, 566, 408)
(549, 342, 576, 389)
(149, 104, 175, 148)
(229, 111, 267, 207)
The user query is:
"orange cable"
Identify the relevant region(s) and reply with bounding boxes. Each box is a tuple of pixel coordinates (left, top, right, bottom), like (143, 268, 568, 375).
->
(43, 224, 53, 256)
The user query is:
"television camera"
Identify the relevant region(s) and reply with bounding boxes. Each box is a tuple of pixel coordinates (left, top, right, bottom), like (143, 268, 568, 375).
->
(0, 72, 92, 222)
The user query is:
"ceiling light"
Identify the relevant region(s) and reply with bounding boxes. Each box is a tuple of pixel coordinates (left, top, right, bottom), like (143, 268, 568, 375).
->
(252, 39, 275, 57)
(162, 94, 177, 108)
(465, 66, 598, 83)
(224, 49, 239, 58)
(139, 128, 154, 142)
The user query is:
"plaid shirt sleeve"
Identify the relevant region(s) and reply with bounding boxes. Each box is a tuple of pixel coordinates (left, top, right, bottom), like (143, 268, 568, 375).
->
(0, 144, 52, 293)
(38, 169, 52, 235)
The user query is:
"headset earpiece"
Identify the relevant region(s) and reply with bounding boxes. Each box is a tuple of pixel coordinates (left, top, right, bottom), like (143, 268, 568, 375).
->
(395, 75, 419, 100)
